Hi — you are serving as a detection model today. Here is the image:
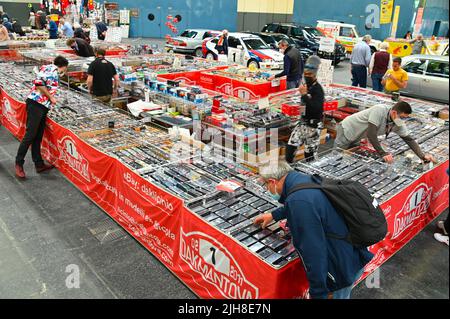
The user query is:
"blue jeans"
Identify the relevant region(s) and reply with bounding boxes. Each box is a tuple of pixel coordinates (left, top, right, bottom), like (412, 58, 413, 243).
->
(371, 73, 384, 92)
(287, 80, 300, 90)
(332, 268, 365, 299)
(351, 65, 367, 88)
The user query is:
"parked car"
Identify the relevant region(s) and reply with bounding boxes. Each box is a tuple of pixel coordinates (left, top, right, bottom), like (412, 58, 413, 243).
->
(203, 32, 285, 70)
(316, 20, 381, 54)
(261, 22, 346, 65)
(369, 55, 449, 104)
(400, 55, 449, 104)
(165, 29, 220, 57)
(243, 31, 315, 63)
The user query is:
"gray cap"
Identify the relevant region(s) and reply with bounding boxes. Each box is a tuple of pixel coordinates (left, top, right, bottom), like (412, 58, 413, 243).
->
(304, 55, 321, 75)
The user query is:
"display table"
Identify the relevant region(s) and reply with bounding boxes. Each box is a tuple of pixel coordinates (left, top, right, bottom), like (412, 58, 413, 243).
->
(1, 81, 448, 299)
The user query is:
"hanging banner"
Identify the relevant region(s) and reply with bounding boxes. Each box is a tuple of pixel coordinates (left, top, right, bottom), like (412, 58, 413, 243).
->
(414, 8, 425, 35)
(390, 5, 401, 38)
(380, 0, 395, 24)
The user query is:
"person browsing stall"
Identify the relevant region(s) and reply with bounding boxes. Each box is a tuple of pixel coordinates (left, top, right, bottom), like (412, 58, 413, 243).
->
(350, 35, 372, 88)
(46, 16, 58, 39)
(382, 57, 408, 94)
(0, 24, 10, 41)
(2, 17, 12, 33)
(95, 17, 108, 40)
(334, 101, 436, 164)
(12, 18, 25, 37)
(66, 37, 95, 57)
(73, 22, 91, 44)
(268, 39, 303, 90)
(216, 29, 229, 55)
(86, 48, 119, 104)
(285, 55, 324, 163)
(59, 17, 74, 38)
(254, 161, 374, 299)
(369, 42, 393, 92)
(15, 56, 69, 179)
(409, 34, 429, 55)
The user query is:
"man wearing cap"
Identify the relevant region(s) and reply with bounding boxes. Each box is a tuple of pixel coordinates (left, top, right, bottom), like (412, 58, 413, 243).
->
(285, 56, 325, 163)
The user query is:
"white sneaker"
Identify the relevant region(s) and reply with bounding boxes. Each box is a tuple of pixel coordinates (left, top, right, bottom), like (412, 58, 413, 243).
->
(434, 233, 449, 246)
(436, 221, 448, 235)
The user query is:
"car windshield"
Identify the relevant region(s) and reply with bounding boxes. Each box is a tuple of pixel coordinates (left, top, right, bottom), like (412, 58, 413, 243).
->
(272, 35, 295, 45)
(180, 30, 198, 38)
(305, 27, 325, 38)
(243, 38, 269, 50)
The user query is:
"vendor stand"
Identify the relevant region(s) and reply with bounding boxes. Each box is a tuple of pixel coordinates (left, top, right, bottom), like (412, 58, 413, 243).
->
(0, 52, 448, 299)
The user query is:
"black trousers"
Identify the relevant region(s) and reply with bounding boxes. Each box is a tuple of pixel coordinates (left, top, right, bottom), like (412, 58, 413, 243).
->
(351, 64, 368, 88)
(445, 214, 449, 234)
(15, 99, 49, 166)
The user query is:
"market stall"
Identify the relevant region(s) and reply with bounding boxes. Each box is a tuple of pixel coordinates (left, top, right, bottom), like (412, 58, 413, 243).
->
(0, 51, 448, 299)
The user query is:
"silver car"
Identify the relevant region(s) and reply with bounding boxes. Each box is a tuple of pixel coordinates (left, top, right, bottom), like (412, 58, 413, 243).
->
(165, 29, 220, 57)
(400, 55, 449, 104)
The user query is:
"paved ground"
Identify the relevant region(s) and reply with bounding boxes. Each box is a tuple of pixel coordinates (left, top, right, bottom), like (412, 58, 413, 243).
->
(0, 41, 448, 299)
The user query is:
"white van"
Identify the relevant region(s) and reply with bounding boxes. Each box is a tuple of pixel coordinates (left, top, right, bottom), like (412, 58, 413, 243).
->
(317, 20, 381, 54)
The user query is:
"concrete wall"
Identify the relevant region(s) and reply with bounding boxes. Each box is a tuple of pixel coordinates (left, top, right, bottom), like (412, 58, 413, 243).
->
(95, 0, 448, 40)
(0, 1, 41, 26)
(103, 0, 238, 38)
(421, 0, 449, 37)
(237, 0, 294, 31)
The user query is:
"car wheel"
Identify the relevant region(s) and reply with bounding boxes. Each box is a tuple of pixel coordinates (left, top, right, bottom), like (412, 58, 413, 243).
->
(194, 48, 203, 58)
(206, 52, 216, 60)
(248, 60, 260, 69)
(168, 49, 175, 54)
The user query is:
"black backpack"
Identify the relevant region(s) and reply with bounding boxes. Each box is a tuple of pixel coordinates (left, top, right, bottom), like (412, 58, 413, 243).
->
(287, 175, 388, 247)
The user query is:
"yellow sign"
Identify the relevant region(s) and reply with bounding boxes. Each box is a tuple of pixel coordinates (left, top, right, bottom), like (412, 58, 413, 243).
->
(380, 0, 394, 24)
(390, 6, 401, 38)
(386, 40, 413, 57)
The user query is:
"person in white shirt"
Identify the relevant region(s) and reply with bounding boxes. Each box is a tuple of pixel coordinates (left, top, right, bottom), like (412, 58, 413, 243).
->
(369, 42, 393, 92)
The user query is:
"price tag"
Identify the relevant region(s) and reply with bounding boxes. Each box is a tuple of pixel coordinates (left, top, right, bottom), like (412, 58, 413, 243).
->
(258, 97, 270, 110)
(216, 180, 243, 193)
(271, 79, 280, 87)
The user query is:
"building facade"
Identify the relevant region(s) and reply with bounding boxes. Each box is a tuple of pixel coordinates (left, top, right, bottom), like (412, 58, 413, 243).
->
(2, 0, 447, 39)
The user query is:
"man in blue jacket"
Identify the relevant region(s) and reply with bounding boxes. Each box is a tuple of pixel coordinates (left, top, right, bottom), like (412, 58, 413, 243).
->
(47, 16, 58, 39)
(254, 161, 374, 299)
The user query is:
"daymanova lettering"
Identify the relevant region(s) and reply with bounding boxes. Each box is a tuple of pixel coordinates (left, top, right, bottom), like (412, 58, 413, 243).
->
(57, 136, 90, 181)
(392, 183, 432, 240)
(180, 229, 259, 299)
(433, 183, 449, 201)
(2, 97, 20, 129)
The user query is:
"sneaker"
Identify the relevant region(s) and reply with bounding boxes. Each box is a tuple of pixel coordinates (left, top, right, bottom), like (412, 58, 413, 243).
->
(15, 164, 26, 179)
(436, 221, 448, 235)
(434, 233, 449, 246)
(35, 163, 54, 173)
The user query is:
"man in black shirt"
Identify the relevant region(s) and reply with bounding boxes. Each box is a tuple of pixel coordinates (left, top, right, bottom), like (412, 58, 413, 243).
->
(86, 48, 119, 104)
(66, 37, 95, 57)
(285, 55, 325, 163)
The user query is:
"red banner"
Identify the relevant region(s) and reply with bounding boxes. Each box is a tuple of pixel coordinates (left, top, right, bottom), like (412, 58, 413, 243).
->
(361, 162, 449, 279)
(40, 119, 186, 275)
(0, 88, 27, 140)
